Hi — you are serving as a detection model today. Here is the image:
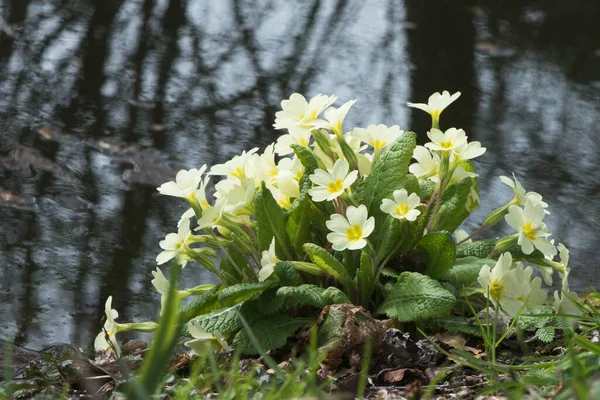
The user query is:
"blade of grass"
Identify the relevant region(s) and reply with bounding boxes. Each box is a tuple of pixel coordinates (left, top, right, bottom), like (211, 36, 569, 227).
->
(127, 263, 183, 399)
(356, 337, 372, 399)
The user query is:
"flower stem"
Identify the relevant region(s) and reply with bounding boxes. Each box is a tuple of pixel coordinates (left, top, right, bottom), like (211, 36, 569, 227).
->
(457, 224, 488, 245)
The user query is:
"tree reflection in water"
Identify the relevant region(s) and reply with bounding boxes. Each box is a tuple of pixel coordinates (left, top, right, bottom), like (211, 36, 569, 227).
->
(0, 0, 599, 349)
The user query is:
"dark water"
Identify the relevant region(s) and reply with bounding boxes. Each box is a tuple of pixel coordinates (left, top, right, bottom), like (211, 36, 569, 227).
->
(1, 0, 599, 350)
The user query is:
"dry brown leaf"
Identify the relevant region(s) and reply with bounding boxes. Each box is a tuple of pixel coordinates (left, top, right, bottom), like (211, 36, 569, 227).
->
(382, 367, 425, 384)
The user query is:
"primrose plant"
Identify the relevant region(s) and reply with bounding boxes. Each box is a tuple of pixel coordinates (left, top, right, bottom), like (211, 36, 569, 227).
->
(94, 90, 579, 356)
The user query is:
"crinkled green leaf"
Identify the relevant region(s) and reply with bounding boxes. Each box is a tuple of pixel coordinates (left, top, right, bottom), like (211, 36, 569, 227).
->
(380, 267, 402, 279)
(456, 239, 546, 261)
(254, 181, 295, 259)
(506, 245, 546, 262)
(378, 272, 456, 321)
(417, 231, 456, 279)
(355, 132, 417, 218)
(253, 287, 285, 315)
(303, 243, 353, 290)
(277, 285, 327, 309)
(290, 144, 319, 178)
(274, 260, 300, 286)
(440, 256, 492, 284)
(419, 180, 436, 200)
(535, 326, 555, 343)
(217, 282, 273, 307)
(456, 239, 496, 258)
(322, 287, 352, 305)
(430, 162, 479, 232)
(233, 314, 312, 355)
(185, 305, 241, 336)
(180, 289, 220, 323)
(518, 305, 554, 330)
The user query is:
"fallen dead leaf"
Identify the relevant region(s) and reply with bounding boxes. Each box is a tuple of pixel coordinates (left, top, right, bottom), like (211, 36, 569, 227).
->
(434, 332, 483, 356)
(382, 367, 425, 384)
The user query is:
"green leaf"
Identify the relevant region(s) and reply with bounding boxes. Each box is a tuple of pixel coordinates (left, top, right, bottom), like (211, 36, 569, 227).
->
(439, 256, 492, 284)
(375, 216, 403, 264)
(376, 211, 426, 265)
(274, 260, 300, 286)
(253, 288, 285, 315)
(291, 261, 326, 277)
(419, 180, 436, 200)
(535, 326, 555, 343)
(456, 239, 546, 261)
(378, 272, 456, 321)
(355, 132, 417, 218)
(276, 285, 327, 309)
(518, 305, 554, 330)
(416, 231, 456, 279)
(506, 245, 546, 262)
(185, 305, 242, 336)
(322, 287, 352, 305)
(180, 289, 220, 323)
(220, 247, 255, 285)
(286, 192, 314, 256)
(380, 267, 402, 279)
(317, 306, 346, 347)
(426, 317, 483, 337)
(303, 243, 354, 290)
(287, 145, 319, 255)
(254, 181, 295, 260)
(430, 162, 480, 232)
(233, 314, 312, 355)
(290, 143, 319, 175)
(456, 239, 496, 258)
(217, 283, 273, 307)
(357, 252, 375, 308)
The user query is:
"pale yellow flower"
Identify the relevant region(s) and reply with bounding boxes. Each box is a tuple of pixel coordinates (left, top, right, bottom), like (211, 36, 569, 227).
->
(326, 205, 375, 251)
(157, 166, 207, 201)
(505, 201, 556, 258)
(380, 189, 421, 221)
(308, 159, 358, 202)
(407, 90, 461, 121)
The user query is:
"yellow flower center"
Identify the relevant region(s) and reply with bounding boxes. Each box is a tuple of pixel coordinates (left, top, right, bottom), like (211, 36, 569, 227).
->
(233, 167, 245, 179)
(270, 168, 279, 177)
(395, 203, 409, 217)
(371, 139, 386, 151)
(328, 179, 344, 193)
(346, 224, 363, 242)
(431, 109, 441, 119)
(333, 122, 343, 136)
(439, 141, 453, 149)
(489, 277, 505, 301)
(201, 199, 210, 210)
(298, 137, 309, 147)
(277, 196, 292, 210)
(522, 222, 537, 241)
